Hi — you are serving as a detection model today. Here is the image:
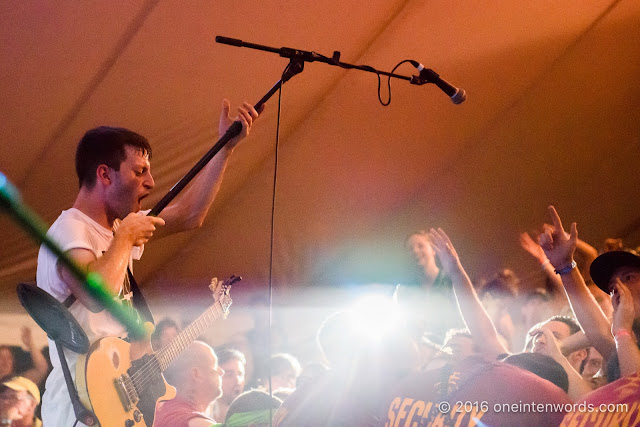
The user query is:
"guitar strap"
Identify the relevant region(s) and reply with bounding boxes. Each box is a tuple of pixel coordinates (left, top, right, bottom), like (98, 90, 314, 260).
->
(62, 267, 155, 325)
(127, 267, 155, 325)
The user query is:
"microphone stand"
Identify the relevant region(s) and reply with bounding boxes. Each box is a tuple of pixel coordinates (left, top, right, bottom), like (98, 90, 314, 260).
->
(149, 36, 424, 217)
(148, 57, 304, 216)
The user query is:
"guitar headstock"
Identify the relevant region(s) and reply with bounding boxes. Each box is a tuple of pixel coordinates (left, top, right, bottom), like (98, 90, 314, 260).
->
(209, 275, 241, 318)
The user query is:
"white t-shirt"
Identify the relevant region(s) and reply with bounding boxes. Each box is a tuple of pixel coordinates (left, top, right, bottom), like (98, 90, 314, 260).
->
(36, 208, 143, 426)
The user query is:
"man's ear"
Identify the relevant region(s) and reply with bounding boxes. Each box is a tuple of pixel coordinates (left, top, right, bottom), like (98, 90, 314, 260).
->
(573, 348, 588, 364)
(190, 366, 201, 382)
(579, 348, 588, 361)
(96, 165, 111, 185)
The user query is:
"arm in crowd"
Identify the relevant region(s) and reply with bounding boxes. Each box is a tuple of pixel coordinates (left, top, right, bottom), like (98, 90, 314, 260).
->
(539, 206, 616, 360)
(19, 326, 49, 386)
(531, 327, 593, 400)
(575, 237, 599, 283)
(519, 232, 568, 311)
(429, 228, 509, 360)
(520, 228, 598, 310)
(559, 330, 590, 356)
(611, 280, 640, 377)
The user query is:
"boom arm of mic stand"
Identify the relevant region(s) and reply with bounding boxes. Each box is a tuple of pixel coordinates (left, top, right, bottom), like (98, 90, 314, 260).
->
(215, 36, 412, 82)
(147, 59, 304, 217)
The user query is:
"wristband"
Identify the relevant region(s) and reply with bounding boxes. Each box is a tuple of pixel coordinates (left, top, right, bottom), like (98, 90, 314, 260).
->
(554, 260, 577, 275)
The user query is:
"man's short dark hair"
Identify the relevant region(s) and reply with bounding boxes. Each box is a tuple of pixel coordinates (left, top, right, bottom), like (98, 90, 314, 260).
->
(75, 126, 151, 189)
(503, 352, 569, 393)
(546, 315, 581, 335)
(151, 317, 179, 346)
(216, 348, 246, 366)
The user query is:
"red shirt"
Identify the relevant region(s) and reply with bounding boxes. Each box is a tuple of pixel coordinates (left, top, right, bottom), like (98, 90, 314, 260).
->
(561, 371, 640, 426)
(379, 357, 572, 426)
(154, 396, 216, 427)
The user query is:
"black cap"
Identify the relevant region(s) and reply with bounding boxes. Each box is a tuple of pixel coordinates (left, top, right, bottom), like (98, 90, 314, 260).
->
(502, 352, 569, 393)
(590, 251, 640, 293)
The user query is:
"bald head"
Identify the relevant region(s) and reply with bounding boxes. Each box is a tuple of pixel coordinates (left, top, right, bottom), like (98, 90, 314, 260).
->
(164, 341, 224, 407)
(165, 341, 214, 386)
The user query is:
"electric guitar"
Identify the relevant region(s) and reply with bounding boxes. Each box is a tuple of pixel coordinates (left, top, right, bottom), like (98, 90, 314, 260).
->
(76, 275, 238, 427)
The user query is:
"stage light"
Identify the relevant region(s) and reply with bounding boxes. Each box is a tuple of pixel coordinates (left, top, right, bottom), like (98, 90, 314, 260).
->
(349, 292, 405, 340)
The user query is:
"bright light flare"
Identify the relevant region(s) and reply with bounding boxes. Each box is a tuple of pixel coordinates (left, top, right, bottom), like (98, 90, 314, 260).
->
(350, 293, 405, 341)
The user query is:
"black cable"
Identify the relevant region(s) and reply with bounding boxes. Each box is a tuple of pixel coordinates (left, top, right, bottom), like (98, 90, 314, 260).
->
(266, 61, 288, 427)
(332, 58, 417, 106)
(381, 59, 417, 106)
(293, 52, 416, 106)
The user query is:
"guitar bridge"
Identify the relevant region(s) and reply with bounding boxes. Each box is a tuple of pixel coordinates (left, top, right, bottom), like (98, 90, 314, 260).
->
(114, 374, 139, 411)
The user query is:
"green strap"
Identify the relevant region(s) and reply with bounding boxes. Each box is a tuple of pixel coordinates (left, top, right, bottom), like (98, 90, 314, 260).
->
(209, 409, 273, 427)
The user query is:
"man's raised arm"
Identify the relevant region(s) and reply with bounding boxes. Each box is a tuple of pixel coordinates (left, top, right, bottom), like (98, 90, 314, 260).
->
(429, 228, 509, 359)
(154, 100, 261, 238)
(538, 206, 615, 360)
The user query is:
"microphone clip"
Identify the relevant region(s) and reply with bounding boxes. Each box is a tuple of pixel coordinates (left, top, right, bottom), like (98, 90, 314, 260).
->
(408, 60, 467, 104)
(409, 67, 440, 86)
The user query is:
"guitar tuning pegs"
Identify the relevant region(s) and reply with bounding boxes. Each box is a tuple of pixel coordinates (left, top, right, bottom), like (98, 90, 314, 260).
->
(226, 275, 242, 286)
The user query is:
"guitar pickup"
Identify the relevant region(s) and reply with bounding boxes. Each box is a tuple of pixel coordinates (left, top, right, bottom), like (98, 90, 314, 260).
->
(114, 374, 139, 411)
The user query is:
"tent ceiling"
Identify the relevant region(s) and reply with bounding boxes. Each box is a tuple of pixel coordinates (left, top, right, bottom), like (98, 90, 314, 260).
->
(1, 0, 639, 312)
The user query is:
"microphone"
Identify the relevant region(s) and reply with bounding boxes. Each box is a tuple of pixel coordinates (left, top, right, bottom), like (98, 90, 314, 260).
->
(410, 61, 466, 104)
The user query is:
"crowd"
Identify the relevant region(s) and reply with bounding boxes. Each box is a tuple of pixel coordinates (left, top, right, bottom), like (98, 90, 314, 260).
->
(4, 204, 640, 426)
(177, 205, 638, 426)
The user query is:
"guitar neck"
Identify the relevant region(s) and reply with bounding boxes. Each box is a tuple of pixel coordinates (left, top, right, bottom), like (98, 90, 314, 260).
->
(155, 300, 224, 371)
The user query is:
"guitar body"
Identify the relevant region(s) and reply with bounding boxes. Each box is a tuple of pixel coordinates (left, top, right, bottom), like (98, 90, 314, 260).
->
(77, 333, 176, 427)
(76, 276, 236, 427)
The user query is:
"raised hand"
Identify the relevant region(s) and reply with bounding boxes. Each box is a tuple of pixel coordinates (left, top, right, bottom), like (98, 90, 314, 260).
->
(612, 279, 636, 336)
(118, 211, 165, 246)
(538, 206, 577, 270)
(530, 327, 564, 361)
(519, 232, 547, 263)
(219, 99, 262, 148)
(428, 228, 462, 276)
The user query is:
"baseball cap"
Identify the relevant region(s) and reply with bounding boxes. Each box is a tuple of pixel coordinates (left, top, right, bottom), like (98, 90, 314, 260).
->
(2, 376, 40, 405)
(589, 250, 640, 293)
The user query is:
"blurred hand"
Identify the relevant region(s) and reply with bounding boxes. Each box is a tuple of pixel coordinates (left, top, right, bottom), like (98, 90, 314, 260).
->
(538, 206, 577, 270)
(604, 238, 624, 253)
(530, 326, 564, 362)
(611, 279, 635, 336)
(428, 228, 462, 276)
(519, 232, 547, 264)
